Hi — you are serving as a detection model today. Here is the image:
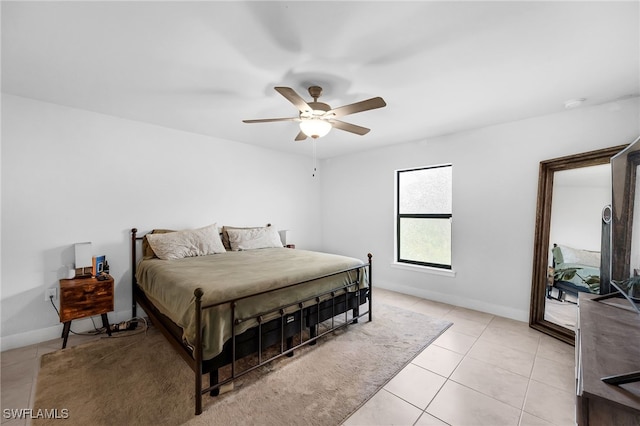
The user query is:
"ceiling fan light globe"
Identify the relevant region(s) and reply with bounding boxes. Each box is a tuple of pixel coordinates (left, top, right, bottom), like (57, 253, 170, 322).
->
(300, 119, 332, 138)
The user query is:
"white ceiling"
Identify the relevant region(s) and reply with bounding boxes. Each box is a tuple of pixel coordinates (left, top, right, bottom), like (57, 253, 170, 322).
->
(2, 1, 639, 159)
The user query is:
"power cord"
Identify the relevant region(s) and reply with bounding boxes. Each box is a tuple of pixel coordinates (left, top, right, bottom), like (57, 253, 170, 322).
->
(107, 316, 149, 338)
(49, 295, 103, 336)
(48, 295, 149, 337)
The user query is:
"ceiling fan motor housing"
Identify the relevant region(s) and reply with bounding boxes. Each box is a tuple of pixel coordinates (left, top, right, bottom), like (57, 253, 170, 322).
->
(304, 86, 331, 117)
(308, 85, 323, 100)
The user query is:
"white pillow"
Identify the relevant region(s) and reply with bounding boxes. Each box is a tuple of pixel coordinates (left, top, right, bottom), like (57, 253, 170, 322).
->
(227, 226, 284, 251)
(558, 244, 600, 268)
(146, 224, 226, 260)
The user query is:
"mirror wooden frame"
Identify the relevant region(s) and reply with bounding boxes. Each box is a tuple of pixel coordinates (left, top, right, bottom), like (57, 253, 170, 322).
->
(529, 145, 628, 344)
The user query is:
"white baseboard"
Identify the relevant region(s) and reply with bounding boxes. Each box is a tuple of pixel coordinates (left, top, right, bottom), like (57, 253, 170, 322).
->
(2, 286, 529, 351)
(374, 280, 529, 323)
(0, 309, 134, 351)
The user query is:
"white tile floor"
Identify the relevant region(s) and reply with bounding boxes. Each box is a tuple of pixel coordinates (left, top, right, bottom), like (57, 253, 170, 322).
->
(1, 288, 576, 426)
(343, 289, 576, 426)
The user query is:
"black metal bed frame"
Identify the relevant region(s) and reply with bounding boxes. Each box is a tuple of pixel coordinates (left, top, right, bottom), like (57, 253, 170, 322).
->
(130, 228, 372, 415)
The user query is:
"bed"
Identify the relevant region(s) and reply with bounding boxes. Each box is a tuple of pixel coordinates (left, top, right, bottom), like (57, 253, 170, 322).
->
(130, 225, 371, 415)
(548, 244, 600, 301)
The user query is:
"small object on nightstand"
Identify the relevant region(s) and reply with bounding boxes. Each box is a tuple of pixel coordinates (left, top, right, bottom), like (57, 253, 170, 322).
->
(285, 244, 295, 249)
(59, 274, 114, 349)
(92, 255, 106, 277)
(74, 242, 93, 278)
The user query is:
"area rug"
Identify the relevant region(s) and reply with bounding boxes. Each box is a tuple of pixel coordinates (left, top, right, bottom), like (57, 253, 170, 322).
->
(33, 303, 451, 426)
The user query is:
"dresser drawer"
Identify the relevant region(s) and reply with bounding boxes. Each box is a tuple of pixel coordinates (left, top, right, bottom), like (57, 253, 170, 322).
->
(59, 276, 114, 322)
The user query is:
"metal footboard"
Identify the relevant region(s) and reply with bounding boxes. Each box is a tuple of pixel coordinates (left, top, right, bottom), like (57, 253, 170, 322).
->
(131, 228, 372, 416)
(194, 255, 372, 414)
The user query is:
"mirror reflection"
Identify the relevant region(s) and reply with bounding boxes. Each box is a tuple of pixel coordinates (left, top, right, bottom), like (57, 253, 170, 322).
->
(544, 165, 611, 330)
(529, 145, 626, 344)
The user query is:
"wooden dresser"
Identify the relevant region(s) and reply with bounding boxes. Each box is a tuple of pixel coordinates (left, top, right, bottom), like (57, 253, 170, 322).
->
(59, 275, 114, 348)
(576, 293, 640, 425)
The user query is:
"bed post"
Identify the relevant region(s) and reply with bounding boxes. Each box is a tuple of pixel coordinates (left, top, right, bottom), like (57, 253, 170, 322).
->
(194, 287, 204, 415)
(131, 228, 138, 318)
(368, 253, 372, 322)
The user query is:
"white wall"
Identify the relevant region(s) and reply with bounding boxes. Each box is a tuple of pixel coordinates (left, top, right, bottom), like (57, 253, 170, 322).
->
(550, 184, 610, 253)
(319, 98, 640, 321)
(3, 95, 639, 350)
(1, 94, 322, 349)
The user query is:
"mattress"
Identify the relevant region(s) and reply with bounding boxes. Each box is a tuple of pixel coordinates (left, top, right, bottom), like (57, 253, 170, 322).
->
(135, 248, 367, 359)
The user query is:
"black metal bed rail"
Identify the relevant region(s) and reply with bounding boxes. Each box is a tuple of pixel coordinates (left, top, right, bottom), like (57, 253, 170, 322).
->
(200, 262, 369, 310)
(222, 268, 361, 321)
(131, 228, 373, 415)
(199, 270, 368, 396)
(131, 228, 371, 323)
(195, 253, 373, 414)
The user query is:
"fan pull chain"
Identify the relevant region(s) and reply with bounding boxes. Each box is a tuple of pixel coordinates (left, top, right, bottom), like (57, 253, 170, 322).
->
(312, 139, 317, 177)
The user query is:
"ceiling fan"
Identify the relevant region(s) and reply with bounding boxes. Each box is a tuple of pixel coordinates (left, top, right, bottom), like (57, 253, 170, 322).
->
(243, 86, 386, 141)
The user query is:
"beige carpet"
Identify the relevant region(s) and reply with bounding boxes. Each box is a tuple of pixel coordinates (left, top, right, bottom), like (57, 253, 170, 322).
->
(33, 303, 451, 426)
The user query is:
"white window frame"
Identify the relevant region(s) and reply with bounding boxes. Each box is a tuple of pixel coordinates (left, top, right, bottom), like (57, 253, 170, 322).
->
(393, 164, 454, 275)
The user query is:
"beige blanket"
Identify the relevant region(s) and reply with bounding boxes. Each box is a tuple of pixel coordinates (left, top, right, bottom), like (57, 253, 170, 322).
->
(136, 248, 367, 359)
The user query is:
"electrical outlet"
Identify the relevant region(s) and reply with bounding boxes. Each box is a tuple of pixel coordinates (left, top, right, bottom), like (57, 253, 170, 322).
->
(45, 288, 57, 302)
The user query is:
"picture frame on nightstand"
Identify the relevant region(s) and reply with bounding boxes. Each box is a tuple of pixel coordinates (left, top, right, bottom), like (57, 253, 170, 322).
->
(92, 255, 105, 277)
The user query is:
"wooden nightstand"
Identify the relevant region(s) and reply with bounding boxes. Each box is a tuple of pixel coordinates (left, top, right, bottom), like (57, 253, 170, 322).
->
(59, 275, 114, 348)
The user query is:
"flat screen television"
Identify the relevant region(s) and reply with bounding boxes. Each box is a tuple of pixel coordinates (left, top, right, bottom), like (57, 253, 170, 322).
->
(595, 136, 640, 386)
(607, 136, 640, 306)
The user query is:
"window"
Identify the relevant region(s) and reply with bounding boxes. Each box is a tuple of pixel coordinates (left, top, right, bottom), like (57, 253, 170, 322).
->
(396, 164, 452, 269)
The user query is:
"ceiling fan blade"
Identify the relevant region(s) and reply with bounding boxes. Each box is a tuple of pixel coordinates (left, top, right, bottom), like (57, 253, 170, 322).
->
(328, 97, 386, 118)
(242, 117, 298, 123)
(331, 120, 371, 135)
(294, 131, 307, 141)
(275, 87, 312, 113)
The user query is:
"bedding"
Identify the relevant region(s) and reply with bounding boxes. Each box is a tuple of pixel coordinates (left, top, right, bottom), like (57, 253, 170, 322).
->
(145, 223, 226, 260)
(142, 229, 174, 259)
(226, 226, 283, 251)
(552, 244, 600, 294)
(135, 247, 367, 360)
(221, 225, 264, 250)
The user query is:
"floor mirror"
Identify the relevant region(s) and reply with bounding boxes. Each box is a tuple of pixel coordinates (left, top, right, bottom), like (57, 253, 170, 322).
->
(529, 145, 628, 344)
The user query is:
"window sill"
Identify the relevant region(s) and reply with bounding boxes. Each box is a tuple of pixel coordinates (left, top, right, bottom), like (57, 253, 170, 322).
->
(391, 262, 456, 277)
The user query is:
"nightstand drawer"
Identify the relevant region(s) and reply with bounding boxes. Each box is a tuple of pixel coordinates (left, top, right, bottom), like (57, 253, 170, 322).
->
(59, 276, 114, 322)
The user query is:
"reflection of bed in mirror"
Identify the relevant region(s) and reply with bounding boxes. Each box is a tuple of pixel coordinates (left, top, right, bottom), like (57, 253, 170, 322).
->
(543, 161, 612, 332)
(549, 243, 600, 301)
(530, 145, 627, 344)
(544, 243, 601, 329)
